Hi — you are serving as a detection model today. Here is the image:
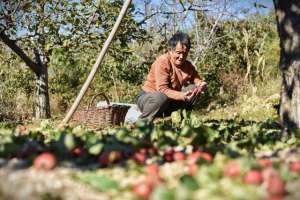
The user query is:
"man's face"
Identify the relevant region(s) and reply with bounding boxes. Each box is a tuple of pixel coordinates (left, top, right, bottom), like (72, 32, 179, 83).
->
(169, 42, 189, 67)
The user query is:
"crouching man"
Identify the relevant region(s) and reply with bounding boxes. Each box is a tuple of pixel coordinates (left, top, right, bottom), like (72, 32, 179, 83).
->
(137, 31, 207, 121)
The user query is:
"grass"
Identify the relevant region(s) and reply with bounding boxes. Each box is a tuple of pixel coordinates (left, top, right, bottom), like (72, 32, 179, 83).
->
(196, 77, 281, 122)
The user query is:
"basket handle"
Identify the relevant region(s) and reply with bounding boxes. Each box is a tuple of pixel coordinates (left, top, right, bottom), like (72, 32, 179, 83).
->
(87, 92, 110, 110)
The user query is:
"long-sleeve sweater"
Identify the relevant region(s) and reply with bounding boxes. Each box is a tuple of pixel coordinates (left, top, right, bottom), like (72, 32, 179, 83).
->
(142, 52, 203, 101)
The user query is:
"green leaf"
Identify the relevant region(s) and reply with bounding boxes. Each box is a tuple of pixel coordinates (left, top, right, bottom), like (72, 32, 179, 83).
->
(79, 174, 119, 191)
(88, 143, 104, 155)
(171, 110, 182, 126)
(180, 126, 193, 137)
(179, 175, 200, 191)
(64, 134, 75, 150)
(150, 186, 175, 200)
(164, 130, 177, 140)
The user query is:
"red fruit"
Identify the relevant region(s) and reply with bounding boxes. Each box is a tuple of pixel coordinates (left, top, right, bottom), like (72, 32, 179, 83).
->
(266, 195, 283, 200)
(289, 161, 300, 172)
(163, 148, 174, 162)
(71, 147, 86, 157)
(139, 148, 148, 154)
(109, 151, 122, 163)
(224, 161, 240, 178)
(146, 164, 159, 176)
(267, 176, 285, 196)
(200, 152, 213, 162)
(262, 167, 280, 182)
(145, 164, 161, 185)
(134, 152, 147, 165)
(33, 152, 57, 171)
(98, 152, 110, 167)
(173, 152, 185, 161)
(243, 170, 263, 185)
(188, 163, 198, 176)
(98, 151, 122, 167)
(258, 159, 273, 168)
(132, 182, 153, 199)
(187, 151, 202, 164)
(147, 147, 158, 156)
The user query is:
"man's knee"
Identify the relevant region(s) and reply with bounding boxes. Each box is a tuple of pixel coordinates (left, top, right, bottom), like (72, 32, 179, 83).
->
(146, 92, 168, 110)
(138, 92, 169, 119)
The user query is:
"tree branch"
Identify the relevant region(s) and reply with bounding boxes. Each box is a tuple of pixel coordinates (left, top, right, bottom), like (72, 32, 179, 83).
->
(0, 31, 39, 75)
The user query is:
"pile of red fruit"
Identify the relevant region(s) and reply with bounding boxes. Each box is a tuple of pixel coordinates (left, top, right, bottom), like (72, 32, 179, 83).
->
(223, 159, 288, 199)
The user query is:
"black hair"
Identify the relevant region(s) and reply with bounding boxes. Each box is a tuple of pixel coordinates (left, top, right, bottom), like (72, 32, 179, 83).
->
(167, 31, 191, 50)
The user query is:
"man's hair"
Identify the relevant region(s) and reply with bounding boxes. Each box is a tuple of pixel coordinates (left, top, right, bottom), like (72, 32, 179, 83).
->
(167, 31, 191, 50)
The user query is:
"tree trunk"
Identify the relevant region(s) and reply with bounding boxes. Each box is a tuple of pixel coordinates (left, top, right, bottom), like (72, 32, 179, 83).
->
(273, 1, 300, 133)
(0, 32, 51, 119)
(34, 51, 51, 119)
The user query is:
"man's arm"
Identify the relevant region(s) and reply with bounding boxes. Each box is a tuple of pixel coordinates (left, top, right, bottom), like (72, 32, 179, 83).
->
(154, 59, 186, 101)
(190, 64, 204, 86)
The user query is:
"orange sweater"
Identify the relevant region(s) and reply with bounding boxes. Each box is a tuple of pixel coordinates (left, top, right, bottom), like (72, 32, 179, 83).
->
(142, 53, 203, 101)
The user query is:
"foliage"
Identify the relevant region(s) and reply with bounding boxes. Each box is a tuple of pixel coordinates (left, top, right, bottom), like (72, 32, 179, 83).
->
(1, 111, 300, 199)
(0, 45, 35, 120)
(0, 0, 148, 117)
(193, 14, 279, 107)
(1, 2, 280, 119)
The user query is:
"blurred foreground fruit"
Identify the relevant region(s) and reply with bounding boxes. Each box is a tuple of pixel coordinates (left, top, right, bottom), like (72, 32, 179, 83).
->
(132, 181, 153, 199)
(188, 163, 198, 176)
(257, 159, 273, 168)
(267, 176, 285, 196)
(163, 148, 174, 162)
(187, 151, 212, 164)
(134, 151, 147, 165)
(146, 164, 160, 176)
(187, 151, 201, 164)
(173, 152, 185, 161)
(71, 147, 86, 157)
(145, 164, 162, 185)
(98, 151, 122, 167)
(243, 170, 263, 185)
(266, 195, 283, 200)
(200, 152, 213, 162)
(224, 161, 240, 178)
(289, 161, 300, 173)
(33, 152, 57, 171)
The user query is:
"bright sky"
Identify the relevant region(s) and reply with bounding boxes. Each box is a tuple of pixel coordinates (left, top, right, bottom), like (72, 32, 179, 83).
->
(133, 0, 274, 20)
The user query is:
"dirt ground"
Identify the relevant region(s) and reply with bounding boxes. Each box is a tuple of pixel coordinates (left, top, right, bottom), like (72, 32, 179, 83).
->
(0, 159, 108, 200)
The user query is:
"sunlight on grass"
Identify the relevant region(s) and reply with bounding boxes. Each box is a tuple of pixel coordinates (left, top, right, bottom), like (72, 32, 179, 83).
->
(198, 78, 281, 122)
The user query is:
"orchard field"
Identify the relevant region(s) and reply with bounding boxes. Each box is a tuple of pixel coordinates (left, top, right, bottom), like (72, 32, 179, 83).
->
(1, 0, 300, 200)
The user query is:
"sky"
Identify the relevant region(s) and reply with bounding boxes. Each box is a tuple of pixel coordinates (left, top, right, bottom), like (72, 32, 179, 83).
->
(133, 0, 274, 21)
(131, 0, 274, 32)
(227, 0, 274, 18)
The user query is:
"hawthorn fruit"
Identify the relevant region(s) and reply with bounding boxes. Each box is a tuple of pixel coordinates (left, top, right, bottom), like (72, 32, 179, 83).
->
(257, 159, 273, 168)
(243, 170, 263, 185)
(134, 152, 147, 165)
(132, 182, 153, 199)
(173, 152, 185, 161)
(224, 161, 240, 178)
(289, 161, 300, 173)
(267, 176, 285, 196)
(33, 152, 57, 171)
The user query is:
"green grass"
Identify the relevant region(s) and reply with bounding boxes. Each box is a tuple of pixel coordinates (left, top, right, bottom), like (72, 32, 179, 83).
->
(197, 78, 281, 122)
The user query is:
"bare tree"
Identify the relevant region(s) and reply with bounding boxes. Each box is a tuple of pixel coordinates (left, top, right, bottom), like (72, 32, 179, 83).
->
(136, 0, 234, 66)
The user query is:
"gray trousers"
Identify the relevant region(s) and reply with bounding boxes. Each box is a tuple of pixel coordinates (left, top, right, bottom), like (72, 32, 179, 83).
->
(137, 85, 197, 121)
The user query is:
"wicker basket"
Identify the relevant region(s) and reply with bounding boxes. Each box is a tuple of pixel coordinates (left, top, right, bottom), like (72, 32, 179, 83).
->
(72, 93, 130, 129)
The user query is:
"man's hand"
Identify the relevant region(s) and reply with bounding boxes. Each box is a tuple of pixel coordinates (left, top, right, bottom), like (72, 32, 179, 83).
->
(184, 89, 197, 102)
(196, 82, 207, 93)
(184, 82, 207, 103)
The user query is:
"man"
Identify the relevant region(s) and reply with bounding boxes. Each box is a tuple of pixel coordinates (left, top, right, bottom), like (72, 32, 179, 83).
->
(137, 31, 207, 121)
